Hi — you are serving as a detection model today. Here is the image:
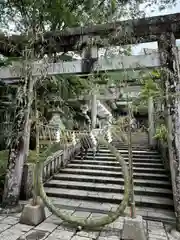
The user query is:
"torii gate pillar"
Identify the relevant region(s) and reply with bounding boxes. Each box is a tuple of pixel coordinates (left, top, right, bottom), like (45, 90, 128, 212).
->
(91, 94, 97, 129)
(81, 44, 98, 129)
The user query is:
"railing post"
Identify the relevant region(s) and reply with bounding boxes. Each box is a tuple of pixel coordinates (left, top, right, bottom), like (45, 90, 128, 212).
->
(56, 128, 60, 142)
(72, 131, 76, 146)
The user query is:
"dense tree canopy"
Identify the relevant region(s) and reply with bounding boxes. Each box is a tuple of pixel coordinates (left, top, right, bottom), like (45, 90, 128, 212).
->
(0, 0, 177, 33)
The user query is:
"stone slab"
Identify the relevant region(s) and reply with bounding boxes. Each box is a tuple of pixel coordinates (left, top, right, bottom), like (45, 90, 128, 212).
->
(11, 223, 34, 232)
(46, 229, 74, 240)
(0, 223, 12, 233)
(19, 229, 49, 240)
(0, 209, 171, 240)
(2, 216, 19, 225)
(44, 215, 63, 225)
(35, 222, 58, 232)
(77, 230, 100, 239)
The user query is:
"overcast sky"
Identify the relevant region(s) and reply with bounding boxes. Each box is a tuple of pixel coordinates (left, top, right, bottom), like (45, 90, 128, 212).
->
(132, 2, 180, 54)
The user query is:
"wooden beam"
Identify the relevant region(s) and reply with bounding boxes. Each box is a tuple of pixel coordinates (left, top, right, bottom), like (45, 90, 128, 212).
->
(1, 13, 180, 57)
(0, 52, 165, 80)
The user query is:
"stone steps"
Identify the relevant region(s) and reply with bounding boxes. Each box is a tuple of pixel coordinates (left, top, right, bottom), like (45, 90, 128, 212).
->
(44, 187, 174, 210)
(92, 149, 159, 155)
(44, 142, 175, 223)
(60, 168, 169, 180)
(101, 144, 150, 150)
(53, 173, 171, 188)
(67, 163, 166, 174)
(47, 197, 175, 224)
(75, 156, 162, 163)
(45, 180, 172, 198)
(87, 151, 160, 159)
(71, 159, 163, 167)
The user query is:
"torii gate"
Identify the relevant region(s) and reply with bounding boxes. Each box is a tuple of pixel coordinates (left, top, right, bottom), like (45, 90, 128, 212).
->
(1, 12, 180, 135)
(1, 12, 180, 235)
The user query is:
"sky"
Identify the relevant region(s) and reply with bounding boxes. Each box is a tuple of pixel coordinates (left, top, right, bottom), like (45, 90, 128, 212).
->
(132, 1, 180, 54)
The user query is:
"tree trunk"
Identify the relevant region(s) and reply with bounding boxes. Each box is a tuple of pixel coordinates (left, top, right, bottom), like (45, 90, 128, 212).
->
(158, 32, 180, 231)
(2, 75, 35, 208)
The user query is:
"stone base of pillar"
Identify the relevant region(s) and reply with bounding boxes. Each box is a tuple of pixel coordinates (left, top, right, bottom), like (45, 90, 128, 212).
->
(122, 215, 147, 240)
(20, 197, 46, 226)
(170, 229, 180, 239)
(20, 204, 46, 226)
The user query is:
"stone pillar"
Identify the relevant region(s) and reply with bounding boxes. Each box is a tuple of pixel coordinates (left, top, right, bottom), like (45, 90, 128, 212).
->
(158, 32, 180, 231)
(81, 45, 98, 73)
(91, 94, 97, 129)
(72, 132, 76, 146)
(81, 44, 98, 130)
(55, 129, 60, 142)
(148, 96, 155, 147)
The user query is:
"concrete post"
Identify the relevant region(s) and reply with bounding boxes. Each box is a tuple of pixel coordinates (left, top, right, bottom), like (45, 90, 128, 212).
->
(148, 96, 155, 147)
(91, 94, 97, 129)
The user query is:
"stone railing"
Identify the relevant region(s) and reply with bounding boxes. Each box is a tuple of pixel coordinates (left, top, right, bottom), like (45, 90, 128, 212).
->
(42, 141, 81, 181)
(39, 124, 58, 141)
(20, 141, 81, 200)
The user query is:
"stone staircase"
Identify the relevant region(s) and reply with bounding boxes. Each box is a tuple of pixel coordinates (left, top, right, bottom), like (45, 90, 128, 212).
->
(44, 136, 175, 224)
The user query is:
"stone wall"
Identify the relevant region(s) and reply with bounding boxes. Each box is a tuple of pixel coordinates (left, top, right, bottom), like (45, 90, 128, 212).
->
(156, 140, 170, 172)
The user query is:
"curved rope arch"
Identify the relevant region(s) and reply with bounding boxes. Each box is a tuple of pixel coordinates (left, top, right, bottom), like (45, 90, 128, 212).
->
(37, 136, 130, 229)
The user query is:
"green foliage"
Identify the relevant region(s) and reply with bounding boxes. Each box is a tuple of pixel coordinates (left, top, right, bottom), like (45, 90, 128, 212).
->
(0, 141, 64, 172)
(1, 0, 177, 34)
(0, 56, 22, 67)
(29, 143, 63, 163)
(0, 0, 118, 31)
(35, 75, 91, 126)
(0, 81, 17, 150)
(154, 124, 168, 142)
(134, 70, 162, 110)
(139, 70, 161, 99)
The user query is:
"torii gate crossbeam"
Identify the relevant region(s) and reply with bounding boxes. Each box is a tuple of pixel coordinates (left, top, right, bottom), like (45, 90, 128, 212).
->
(0, 51, 174, 80)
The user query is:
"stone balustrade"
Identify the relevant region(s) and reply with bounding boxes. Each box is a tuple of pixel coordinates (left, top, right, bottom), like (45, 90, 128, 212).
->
(20, 141, 81, 200)
(42, 141, 81, 181)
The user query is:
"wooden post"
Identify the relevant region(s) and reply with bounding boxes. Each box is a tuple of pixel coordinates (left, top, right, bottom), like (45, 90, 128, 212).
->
(158, 32, 180, 231)
(148, 96, 155, 147)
